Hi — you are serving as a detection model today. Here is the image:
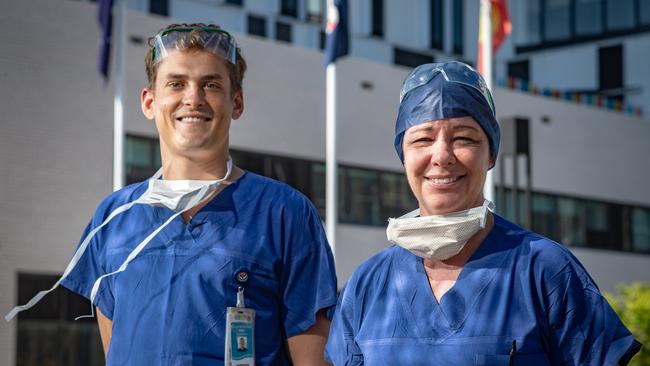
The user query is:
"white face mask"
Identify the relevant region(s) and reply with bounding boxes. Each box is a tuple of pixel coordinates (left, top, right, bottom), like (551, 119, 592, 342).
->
(5, 159, 233, 322)
(386, 199, 494, 261)
(140, 160, 232, 212)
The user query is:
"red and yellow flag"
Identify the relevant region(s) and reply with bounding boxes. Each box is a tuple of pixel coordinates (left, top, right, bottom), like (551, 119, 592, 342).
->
(478, 0, 512, 74)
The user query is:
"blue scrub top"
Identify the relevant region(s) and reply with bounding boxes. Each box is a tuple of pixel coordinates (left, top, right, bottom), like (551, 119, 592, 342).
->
(62, 172, 338, 365)
(325, 215, 641, 366)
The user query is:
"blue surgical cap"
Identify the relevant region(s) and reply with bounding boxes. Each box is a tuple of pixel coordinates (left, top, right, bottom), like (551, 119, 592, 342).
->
(394, 61, 500, 167)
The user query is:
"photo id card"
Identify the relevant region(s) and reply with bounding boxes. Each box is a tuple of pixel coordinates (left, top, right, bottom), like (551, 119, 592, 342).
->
(225, 307, 255, 366)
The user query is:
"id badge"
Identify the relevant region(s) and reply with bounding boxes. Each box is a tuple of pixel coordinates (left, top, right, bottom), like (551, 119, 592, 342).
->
(225, 287, 255, 366)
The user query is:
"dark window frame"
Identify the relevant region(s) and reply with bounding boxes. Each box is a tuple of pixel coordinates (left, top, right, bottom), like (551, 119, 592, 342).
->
(372, 0, 384, 38)
(431, 0, 444, 50)
(280, 0, 299, 18)
(496, 186, 650, 254)
(516, 0, 650, 53)
(247, 14, 268, 38)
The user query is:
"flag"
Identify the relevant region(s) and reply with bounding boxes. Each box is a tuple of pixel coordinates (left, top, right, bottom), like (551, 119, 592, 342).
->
(478, 0, 511, 74)
(490, 0, 511, 52)
(324, 0, 349, 65)
(98, 0, 114, 79)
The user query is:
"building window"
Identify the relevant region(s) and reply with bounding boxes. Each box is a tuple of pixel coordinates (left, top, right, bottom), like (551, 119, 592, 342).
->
(339, 168, 381, 225)
(508, 59, 530, 81)
(431, 0, 443, 49)
(518, 0, 648, 51)
(149, 0, 169, 16)
(393, 47, 434, 68)
(641, 0, 650, 25)
(372, 0, 384, 37)
(496, 187, 649, 254)
(230, 149, 415, 226)
(248, 15, 267, 37)
(306, 0, 323, 23)
(276, 21, 292, 43)
(149, 0, 168, 16)
(606, 0, 635, 30)
(319, 30, 326, 50)
(452, 0, 463, 54)
(574, 0, 603, 36)
(544, 0, 571, 41)
(599, 44, 624, 102)
(632, 208, 650, 253)
(225, 0, 243, 5)
(125, 135, 160, 184)
(519, 0, 542, 46)
(281, 0, 298, 18)
(379, 172, 417, 219)
(16, 273, 104, 365)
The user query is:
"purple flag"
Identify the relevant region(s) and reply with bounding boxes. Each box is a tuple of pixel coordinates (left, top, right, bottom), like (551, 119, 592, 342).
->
(98, 0, 114, 79)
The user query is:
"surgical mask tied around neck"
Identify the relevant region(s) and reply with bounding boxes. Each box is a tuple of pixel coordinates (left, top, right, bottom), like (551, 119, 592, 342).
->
(5, 159, 233, 322)
(386, 200, 494, 261)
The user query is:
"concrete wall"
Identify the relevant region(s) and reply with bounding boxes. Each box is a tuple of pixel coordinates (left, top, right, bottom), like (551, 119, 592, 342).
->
(1, 1, 649, 365)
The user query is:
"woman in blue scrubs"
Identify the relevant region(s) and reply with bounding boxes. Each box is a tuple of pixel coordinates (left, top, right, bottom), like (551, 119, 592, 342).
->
(325, 61, 641, 365)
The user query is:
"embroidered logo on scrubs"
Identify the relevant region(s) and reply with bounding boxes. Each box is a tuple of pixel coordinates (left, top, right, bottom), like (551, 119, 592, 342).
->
(235, 269, 249, 285)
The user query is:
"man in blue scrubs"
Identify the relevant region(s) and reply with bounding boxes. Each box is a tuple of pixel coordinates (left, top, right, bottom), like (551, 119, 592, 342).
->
(57, 23, 337, 365)
(325, 61, 641, 365)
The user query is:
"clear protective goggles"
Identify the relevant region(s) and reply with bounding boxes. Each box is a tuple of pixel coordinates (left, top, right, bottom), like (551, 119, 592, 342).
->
(151, 27, 238, 65)
(399, 61, 495, 115)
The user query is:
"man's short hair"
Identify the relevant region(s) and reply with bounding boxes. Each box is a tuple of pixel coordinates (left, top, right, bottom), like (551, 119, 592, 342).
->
(144, 23, 247, 95)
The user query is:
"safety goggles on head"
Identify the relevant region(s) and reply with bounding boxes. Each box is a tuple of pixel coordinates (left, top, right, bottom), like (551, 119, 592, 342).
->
(399, 61, 495, 116)
(151, 27, 238, 65)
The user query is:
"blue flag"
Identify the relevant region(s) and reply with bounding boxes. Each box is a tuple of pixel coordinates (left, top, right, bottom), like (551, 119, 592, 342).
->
(98, 0, 114, 79)
(324, 0, 349, 65)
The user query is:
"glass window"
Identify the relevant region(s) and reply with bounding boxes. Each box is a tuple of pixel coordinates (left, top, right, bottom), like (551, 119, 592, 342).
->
(339, 167, 381, 226)
(575, 0, 603, 36)
(393, 47, 434, 68)
(431, 0, 443, 49)
(532, 193, 558, 240)
(248, 15, 267, 37)
(306, 0, 323, 23)
(518, 0, 542, 45)
(379, 172, 417, 220)
(281, 0, 298, 17)
(276, 22, 292, 43)
(584, 201, 623, 250)
(149, 0, 168, 16)
(641, 0, 650, 25)
(126, 136, 152, 167)
(544, 0, 571, 41)
(17, 273, 104, 366)
(125, 135, 160, 184)
(372, 0, 384, 37)
(498, 188, 527, 226)
(606, 0, 635, 30)
(452, 0, 463, 54)
(632, 208, 650, 253)
(557, 197, 587, 246)
(311, 163, 326, 218)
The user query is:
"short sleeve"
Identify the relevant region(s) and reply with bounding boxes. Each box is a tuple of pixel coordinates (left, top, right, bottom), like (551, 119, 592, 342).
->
(544, 261, 642, 366)
(60, 215, 115, 319)
(325, 283, 364, 366)
(280, 198, 338, 337)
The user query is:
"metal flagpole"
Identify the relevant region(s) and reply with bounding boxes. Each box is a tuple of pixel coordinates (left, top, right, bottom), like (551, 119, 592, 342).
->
(325, 60, 338, 257)
(480, 0, 494, 203)
(325, 0, 339, 258)
(113, 0, 126, 191)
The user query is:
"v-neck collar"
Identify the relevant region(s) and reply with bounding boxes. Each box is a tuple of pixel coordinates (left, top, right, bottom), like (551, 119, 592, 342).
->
(150, 172, 248, 246)
(395, 218, 513, 337)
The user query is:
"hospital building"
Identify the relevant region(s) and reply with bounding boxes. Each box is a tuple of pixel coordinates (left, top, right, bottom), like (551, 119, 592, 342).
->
(1, 0, 649, 364)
